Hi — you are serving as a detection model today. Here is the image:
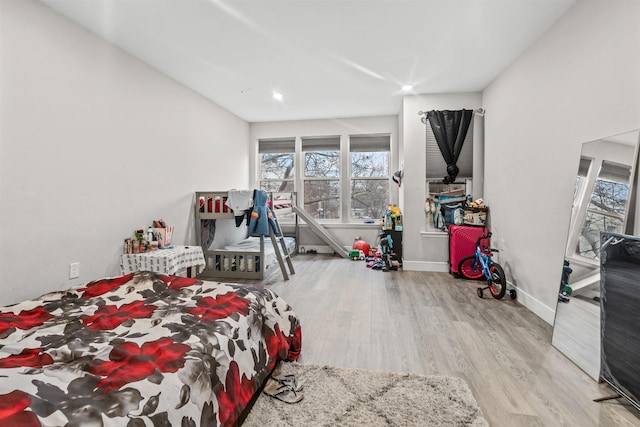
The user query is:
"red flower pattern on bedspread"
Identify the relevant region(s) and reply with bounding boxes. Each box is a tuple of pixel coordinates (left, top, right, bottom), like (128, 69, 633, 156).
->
(82, 300, 157, 330)
(287, 323, 303, 360)
(0, 348, 53, 369)
(78, 273, 135, 298)
(0, 307, 54, 335)
(89, 337, 191, 392)
(0, 391, 40, 427)
(188, 293, 251, 321)
(157, 274, 200, 290)
(0, 272, 302, 426)
(215, 361, 257, 426)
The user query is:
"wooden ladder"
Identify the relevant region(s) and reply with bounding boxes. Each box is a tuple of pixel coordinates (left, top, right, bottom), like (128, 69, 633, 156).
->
(269, 212, 295, 280)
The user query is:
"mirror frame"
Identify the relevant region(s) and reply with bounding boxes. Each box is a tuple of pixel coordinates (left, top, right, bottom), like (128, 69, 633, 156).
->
(551, 129, 640, 380)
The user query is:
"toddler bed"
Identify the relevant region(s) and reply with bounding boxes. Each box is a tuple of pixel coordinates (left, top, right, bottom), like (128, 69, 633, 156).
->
(195, 191, 297, 280)
(0, 271, 302, 427)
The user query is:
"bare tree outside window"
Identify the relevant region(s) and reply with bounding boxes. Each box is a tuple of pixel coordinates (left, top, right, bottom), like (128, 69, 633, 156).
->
(577, 162, 631, 259)
(351, 151, 389, 220)
(260, 153, 294, 192)
(259, 134, 391, 222)
(260, 151, 295, 220)
(304, 151, 340, 219)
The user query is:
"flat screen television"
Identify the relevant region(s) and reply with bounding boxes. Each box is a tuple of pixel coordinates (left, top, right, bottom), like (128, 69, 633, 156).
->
(600, 232, 640, 411)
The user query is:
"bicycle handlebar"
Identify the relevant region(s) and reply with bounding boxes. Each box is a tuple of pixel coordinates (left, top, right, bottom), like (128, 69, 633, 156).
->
(476, 230, 492, 247)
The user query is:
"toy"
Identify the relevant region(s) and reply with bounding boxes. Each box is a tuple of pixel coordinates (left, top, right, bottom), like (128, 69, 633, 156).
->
(378, 233, 396, 271)
(352, 238, 370, 255)
(387, 204, 401, 217)
(383, 205, 402, 230)
(558, 259, 573, 302)
(349, 249, 365, 260)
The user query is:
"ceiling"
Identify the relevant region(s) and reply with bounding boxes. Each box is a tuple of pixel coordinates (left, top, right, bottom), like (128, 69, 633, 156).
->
(39, 0, 576, 123)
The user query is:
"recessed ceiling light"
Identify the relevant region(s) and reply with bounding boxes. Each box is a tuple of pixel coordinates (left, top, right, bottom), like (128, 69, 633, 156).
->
(272, 91, 283, 101)
(402, 85, 413, 91)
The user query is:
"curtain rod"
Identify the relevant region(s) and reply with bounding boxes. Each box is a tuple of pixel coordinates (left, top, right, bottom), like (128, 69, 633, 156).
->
(418, 108, 485, 117)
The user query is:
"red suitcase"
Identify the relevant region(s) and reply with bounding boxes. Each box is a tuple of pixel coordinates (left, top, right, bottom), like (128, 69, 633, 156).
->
(448, 225, 488, 275)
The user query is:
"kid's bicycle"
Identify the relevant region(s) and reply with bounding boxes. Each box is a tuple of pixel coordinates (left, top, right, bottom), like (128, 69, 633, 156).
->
(458, 231, 516, 300)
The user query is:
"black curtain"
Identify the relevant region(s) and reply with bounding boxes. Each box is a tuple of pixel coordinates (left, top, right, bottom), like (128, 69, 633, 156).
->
(426, 109, 473, 183)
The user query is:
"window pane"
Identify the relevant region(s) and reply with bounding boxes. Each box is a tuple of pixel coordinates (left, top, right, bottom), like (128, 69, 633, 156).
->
(261, 153, 294, 180)
(588, 179, 629, 215)
(260, 180, 294, 193)
(304, 180, 340, 219)
(351, 179, 389, 220)
(352, 152, 389, 177)
(304, 151, 339, 178)
(576, 211, 624, 259)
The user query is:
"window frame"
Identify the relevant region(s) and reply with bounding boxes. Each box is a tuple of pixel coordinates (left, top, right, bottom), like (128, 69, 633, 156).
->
(256, 134, 392, 224)
(349, 142, 391, 222)
(423, 120, 474, 232)
(302, 137, 342, 220)
(567, 155, 633, 263)
(258, 138, 295, 194)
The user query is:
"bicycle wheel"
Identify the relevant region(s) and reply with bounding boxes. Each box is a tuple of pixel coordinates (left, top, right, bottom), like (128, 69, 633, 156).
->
(488, 263, 507, 299)
(458, 256, 484, 280)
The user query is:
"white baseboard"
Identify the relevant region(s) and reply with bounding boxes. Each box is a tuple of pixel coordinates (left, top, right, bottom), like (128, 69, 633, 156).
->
(507, 280, 556, 325)
(298, 245, 337, 255)
(402, 261, 450, 273)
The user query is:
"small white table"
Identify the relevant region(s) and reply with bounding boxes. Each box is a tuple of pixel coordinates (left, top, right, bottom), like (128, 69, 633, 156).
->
(121, 245, 205, 278)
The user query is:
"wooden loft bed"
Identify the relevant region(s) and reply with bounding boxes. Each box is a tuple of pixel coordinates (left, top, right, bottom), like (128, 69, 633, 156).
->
(195, 191, 297, 280)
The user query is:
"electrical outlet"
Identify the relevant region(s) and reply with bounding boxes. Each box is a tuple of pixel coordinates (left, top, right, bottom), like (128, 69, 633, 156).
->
(69, 262, 80, 279)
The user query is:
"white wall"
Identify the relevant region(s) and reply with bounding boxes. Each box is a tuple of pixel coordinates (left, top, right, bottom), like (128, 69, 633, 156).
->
(482, 0, 640, 324)
(0, 0, 250, 304)
(400, 93, 483, 272)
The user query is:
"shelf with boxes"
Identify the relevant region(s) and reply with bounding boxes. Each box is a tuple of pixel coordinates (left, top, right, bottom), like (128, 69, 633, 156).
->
(427, 191, 489, 230)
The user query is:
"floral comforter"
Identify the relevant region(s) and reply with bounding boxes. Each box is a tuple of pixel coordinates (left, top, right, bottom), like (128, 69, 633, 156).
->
(0, 272, 302, 426)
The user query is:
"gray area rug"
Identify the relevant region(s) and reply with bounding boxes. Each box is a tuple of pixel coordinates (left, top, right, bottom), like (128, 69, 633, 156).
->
(243, 362, 489, 426)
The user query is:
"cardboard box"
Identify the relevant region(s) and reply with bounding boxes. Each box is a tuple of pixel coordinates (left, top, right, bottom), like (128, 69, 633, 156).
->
(152, 226, 174, 248)
(463, 208, 487, 226)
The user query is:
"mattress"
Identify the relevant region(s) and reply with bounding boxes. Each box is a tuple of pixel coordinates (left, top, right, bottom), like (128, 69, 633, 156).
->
(0, 272, 302, 426)
(214, 236, 296, 272)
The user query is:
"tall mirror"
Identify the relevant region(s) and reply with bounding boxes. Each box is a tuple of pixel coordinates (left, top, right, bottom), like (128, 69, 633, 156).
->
(552, 129, 640, 380)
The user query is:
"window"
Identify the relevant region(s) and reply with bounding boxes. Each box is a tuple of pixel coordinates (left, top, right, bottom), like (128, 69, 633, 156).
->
(259, 138, 295, 192)
(576, 160, 631, 259)
(302, 137, 340, 219)
(257, 133, 392, 223)
(350, 135, 390, 220)
(425, 120, 473, 181)
(424, 120, 473, 231)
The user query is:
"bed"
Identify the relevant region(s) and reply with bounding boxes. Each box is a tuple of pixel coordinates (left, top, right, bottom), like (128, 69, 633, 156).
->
(0, 271, 302, 426)
(195, 191, 297, 280)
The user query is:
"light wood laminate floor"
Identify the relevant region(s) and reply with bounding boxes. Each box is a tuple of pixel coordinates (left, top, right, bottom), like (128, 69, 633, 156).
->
(227, 255, 640, 426)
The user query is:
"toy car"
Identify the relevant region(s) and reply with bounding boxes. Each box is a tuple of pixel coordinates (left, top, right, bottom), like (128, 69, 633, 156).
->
(349, 249, 365, 260)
